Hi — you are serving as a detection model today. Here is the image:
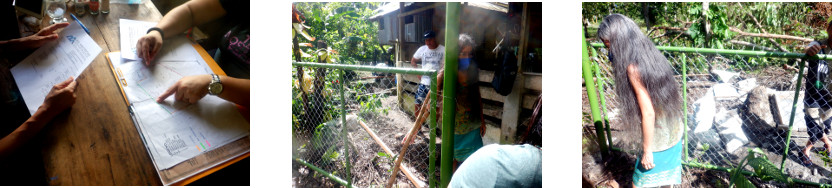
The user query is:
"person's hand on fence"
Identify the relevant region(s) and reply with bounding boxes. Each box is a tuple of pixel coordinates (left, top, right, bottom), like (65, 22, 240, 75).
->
(137, 30, 164, 65)
(156, 74, 211, 104)
(641, 151, 655, 170)
(806, 44, 827, 57)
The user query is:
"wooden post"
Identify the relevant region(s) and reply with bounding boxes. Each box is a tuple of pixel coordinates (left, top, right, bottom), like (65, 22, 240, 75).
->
(500, 2, 529, 144)
(397, 2, 406, 108)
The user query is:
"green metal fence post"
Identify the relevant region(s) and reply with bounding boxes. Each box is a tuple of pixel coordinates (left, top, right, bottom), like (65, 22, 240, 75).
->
(590, 43, 832, 60)
(582, 28, 609, 159)
(441, 2, 460, 187)
(339, 68, 351, 186)
(429, 72, 438, 188)
(681, 53, 689, 162)
(781, 59, 807, 172)
(590, 47, 613, 148)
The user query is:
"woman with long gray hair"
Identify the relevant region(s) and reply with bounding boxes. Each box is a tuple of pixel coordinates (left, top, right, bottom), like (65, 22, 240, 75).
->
(597, 14, 683, 187)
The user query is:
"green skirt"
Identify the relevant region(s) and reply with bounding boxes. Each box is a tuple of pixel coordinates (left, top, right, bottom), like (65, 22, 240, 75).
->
(453, 127, 483, 162)
(633, 140, 682, 187)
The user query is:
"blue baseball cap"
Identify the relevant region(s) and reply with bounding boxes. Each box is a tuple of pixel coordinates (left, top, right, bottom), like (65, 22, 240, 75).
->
(423, 31, 436, 39)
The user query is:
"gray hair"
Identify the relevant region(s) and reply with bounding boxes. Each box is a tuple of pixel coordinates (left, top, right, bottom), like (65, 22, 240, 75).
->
(597, 14, 682, 133)
(459, 33, 476, 54)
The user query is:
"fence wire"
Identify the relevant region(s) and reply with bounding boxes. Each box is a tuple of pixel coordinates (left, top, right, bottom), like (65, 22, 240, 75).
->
(582, 39, 832, 184)
(292, 62, 439, 188)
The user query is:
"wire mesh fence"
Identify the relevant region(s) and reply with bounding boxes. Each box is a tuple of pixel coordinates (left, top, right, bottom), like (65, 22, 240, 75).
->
(292, 61, 439, 188)
(582, 39, 832, 185)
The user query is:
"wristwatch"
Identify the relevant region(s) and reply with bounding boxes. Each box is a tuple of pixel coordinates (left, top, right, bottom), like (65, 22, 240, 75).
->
(208, 74, 223, 95)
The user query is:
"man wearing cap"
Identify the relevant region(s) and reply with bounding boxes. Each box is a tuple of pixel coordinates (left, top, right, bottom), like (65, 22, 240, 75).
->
(411, 31, 445, 113)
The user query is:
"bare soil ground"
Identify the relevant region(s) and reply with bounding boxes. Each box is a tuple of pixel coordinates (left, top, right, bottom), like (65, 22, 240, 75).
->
(293, 92, 441, 188)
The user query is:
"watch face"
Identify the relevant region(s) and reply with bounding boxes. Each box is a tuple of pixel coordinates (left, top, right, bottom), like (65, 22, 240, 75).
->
(210, 83, 223, 95)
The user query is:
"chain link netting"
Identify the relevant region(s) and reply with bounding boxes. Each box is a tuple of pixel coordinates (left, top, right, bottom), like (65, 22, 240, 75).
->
(582, 39, 832, 182)
(292, 63, 439, 187)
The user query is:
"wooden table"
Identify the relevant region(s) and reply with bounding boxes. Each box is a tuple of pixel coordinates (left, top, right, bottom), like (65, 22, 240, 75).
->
(22, 1, 249, 185)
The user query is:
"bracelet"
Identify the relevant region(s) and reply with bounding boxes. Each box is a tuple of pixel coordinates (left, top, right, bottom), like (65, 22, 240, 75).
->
(147, 27, 165, 38)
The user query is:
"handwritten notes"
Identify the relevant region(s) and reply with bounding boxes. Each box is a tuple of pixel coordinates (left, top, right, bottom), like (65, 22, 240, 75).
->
(11, 22, 101, 115)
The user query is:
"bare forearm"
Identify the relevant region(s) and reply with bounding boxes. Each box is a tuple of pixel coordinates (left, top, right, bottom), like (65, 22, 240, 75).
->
(156, 0, 226, 38)
(641, 113, 654, 153)
(0, 108, 52, 159)
(218, 76, 250, 108)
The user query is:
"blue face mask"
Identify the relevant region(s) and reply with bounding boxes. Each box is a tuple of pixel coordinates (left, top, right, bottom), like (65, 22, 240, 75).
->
(607, 50, 614, 62)
(459, 58, 471, 70)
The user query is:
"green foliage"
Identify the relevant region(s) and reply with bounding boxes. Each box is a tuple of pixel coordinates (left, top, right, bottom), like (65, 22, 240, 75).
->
(357, 93, 387, 117)
(583, 2, 830, 73)
(686, 4, 735, 49)
(294, 2, 384, 64)
(728, 148, 793, 188)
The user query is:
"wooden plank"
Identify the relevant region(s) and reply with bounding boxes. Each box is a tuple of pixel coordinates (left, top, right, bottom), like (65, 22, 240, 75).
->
(403, 74, 423, 84)
(523, 94, 538, 110)
(479, 70, 541, 91)
(482, 103, 503, 119)
(524, 74, 541, 91)
(403, 93, 417, 116)
(480, 86, 505, 103)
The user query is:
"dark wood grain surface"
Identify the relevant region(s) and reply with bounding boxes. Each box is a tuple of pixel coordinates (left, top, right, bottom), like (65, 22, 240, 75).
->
(36, 2, 164, 185)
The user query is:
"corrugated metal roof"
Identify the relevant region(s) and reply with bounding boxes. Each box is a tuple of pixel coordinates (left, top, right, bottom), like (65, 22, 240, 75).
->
(369, 3, 400, 20)
(369, 2, 508, 21)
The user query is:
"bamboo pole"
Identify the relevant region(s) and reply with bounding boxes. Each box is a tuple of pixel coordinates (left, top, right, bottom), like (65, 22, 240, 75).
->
(294, 158, 356, 188)
(730, 27, 813, 42)
(440, 3, 461, 187)
(357, 118, 424, 188)
(386, 101, 431, 188)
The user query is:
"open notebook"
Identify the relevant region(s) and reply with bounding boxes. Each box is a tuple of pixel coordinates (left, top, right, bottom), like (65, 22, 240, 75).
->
(106, 35, 249, 185)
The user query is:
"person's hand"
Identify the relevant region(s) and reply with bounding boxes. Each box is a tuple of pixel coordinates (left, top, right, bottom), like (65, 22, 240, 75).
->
(480, 122, 486, 137)
(19, 22, 70, 50)
(39, 77, 78, 118)
(157, 75, 211, 104)
(640, 151, 655, 170)
(136, 30, 164, 65)
(806, 45, 827, 57)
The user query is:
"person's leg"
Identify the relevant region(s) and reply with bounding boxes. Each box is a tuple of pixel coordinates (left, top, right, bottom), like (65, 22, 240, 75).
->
(805, 107, 822, 161)
(821, 108, 832, 154)
(414, 84, 427, 114)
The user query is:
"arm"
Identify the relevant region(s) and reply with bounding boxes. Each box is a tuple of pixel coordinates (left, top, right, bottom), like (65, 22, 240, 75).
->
(627, 64, 656, 170)
(156, 75, 250, 108)
(0, 77, 76, 159)
(411, 46, 424, 67)
(217, 76, 250, 108)
(0, 23, 69, 55)
(137, 0, 227, 63)
(411, 57, 420, 67)
(806, 41, 825, 57)
(155, 0, 227, 39)
(0, 107, 55, 159)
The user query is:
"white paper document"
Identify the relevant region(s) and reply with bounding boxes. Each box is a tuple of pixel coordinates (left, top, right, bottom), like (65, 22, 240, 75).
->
(119, 19, 200, 62)
(11, 22, 101, 115)
(109, 51, 249, 169)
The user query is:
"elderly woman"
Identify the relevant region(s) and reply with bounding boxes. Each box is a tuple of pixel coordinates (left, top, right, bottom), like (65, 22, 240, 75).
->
(597, 14, 684, 188)
(401, 34, 485, 169)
